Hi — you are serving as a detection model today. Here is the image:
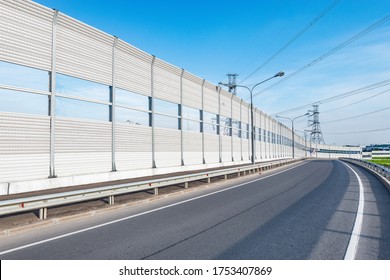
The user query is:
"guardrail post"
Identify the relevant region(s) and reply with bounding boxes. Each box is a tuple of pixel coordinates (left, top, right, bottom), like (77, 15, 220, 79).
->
(154, 187, 159, 196)
(207, 177, 211, 184)
(39, 208, 47, 220)
(184, 182, 189, 188)
(108, 195, 115, 205)
(224, 174, 228, 180)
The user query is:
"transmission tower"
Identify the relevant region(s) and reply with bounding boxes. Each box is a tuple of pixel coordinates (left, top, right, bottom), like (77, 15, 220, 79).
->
(308, 104, 325, 144)
(226, 73, 238, 95)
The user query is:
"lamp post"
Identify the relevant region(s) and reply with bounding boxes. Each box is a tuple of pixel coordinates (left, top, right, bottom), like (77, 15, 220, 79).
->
(219, 71, 284, 164)
(276, 113, 309, 159)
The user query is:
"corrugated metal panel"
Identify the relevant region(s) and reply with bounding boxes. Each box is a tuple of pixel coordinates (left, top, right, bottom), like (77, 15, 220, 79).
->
(232, 137, 241, 162)
(254, 109, 260, 129)
(220, 90, 231, 117)
(0, 113, 50, 154)
(55, 118, 112, 176)
(56, 13, 114, 85)
(232, 96, 241, 120)
(115, 124, 152, 170)
(116, 40, 153, 96)
(182, 72, 202, 109)
(183, 131, 203, 165)
(256, 141, 261, 161)
(154, 128, 181, 167)
(203, 81, 219, 114)
(241, 102, 249, 124)
(204, 133, 219, 163)
(0, 1, 54, 70)
(0, 112, 50, 182)
(221, 135, 232, 162)
(153, 58, 181, 104)
(260, 112, 264, 129)
(272, 119, 277, 158)
(256, 110, 261, 129)
(270, 118, 276, 133)
(260, 113, 265, 159)
(1, 154, 50, 183)
(242, 139, 250, 161)
(266, 116, 272, 158)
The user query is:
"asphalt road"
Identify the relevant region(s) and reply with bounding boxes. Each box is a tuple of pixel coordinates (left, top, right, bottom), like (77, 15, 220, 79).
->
(0, 159, 389, 260)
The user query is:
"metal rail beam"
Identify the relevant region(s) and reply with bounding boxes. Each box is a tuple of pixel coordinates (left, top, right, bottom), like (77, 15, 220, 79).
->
(0, 159, 301, 219)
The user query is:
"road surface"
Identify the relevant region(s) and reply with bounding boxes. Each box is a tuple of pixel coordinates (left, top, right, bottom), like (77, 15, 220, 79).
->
(0, 159, 389, 259)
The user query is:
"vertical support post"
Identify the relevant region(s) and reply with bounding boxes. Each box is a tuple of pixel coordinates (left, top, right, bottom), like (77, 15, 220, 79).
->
(201, 80, 206, 164)
(259, 112, 262, 161)
(292, 119, 295, 159)
(49, 10, 58, 178)
(111, 36, 118, 172)
(154, 187, 159, 196)
(224, 174, 228, 180)
(151, 56, 156, 168)
(304, 133, 307, 157)
(207, 177, 211, 184)
(184, 182, 189, 188)
(278, 123, 281, 159)
(260, 113, 265, 159)
(231, 95, 234, 162)
(39, 208, 48, 220)
(108, 195, 115, 205)
(250, 89, 255, 165)
(253, 109, 257, 163)
(266, 116, 271, 158)
(218, 87, 222, 163)
(180, 69, 185, 166)
(240, 100, 243, 161)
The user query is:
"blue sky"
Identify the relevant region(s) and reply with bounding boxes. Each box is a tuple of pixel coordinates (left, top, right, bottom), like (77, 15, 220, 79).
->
(34, 0, 390, 146)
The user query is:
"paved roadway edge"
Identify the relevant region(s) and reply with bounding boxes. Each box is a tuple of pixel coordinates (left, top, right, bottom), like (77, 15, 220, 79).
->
(0, 160, 309, 256)
(341, 159, 390, 193)
(341, 161, 365, 260)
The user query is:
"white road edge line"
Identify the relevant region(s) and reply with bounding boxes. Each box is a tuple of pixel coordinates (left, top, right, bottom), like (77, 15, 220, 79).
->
(0, 161, 308, 256)
(342, 161, 365, 260)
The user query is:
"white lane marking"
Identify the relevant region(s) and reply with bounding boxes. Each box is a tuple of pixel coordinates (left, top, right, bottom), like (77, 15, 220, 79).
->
(0, 161, 308, 256)
(342, 162, 365, 260)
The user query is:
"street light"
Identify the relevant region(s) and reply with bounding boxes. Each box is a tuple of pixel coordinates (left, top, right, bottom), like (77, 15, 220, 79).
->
(276, 113, 309, 159)
(219, 71, 284, 164)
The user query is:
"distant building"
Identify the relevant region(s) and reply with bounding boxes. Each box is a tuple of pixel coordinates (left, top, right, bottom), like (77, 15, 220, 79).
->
(362, 144, 390, 159)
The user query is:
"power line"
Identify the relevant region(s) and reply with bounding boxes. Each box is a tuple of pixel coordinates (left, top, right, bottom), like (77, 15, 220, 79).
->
(324, 127, 390, 134)
(322, 89, 390, 113)
(322, 106, 390, 123)
(239, 0, 341, 84)
(271, 78, 390, 115)
(253, 12, 390, 97)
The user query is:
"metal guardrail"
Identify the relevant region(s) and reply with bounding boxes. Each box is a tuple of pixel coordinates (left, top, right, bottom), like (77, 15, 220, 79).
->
(340, 157, 390, 181)
(0, 159, 301, 220)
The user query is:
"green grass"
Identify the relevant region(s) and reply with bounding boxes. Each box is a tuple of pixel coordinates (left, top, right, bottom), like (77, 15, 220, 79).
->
(367, 157, 390, 167)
